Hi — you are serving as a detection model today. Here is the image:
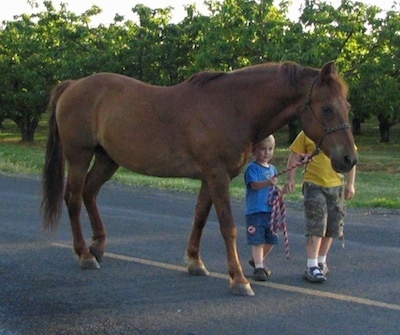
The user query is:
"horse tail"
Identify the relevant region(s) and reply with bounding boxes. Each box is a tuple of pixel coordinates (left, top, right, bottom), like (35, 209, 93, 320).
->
(41, 80, 72, 231)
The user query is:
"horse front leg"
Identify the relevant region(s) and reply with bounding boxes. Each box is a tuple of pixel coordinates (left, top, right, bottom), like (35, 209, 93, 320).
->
(207, 172, 254, 296)
(186, 181, 212, 276)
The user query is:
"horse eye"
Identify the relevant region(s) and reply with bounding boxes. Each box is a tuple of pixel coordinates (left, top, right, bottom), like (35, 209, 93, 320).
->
(321, 106, 333, 115)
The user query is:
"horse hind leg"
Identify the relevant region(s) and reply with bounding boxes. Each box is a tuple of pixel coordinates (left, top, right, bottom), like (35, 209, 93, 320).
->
(82, 147, 119, 266)
(64, 151, 100, 269)
(185, 181, 212, 276)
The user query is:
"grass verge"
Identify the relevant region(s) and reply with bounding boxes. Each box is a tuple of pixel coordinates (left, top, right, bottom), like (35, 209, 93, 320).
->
(1, 119, 399, 209)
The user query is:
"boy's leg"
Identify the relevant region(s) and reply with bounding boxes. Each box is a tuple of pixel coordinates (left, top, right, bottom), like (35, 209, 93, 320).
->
(318, 237, 333, 275)
(252, 245, 268, 281)
(248, 244, 273, 277)
(252, 245, 264, 268)
(320, 185, 345, 274)
(319, 237, 333, 255)
(304, 235, 326, 282)
(306, 235, 322, 265)
(247, 213, 274, 280)
(262, 244, 274, 276)
(263, 244, 274, 259)
(303, 183, 327, 282)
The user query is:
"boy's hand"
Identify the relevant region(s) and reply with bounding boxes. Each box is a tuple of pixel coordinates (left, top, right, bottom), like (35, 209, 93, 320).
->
(345, 184, 356, 200)
(299, 154, 313, 165)
(269, 177, 278, 186)
(283, 181, 295, 194)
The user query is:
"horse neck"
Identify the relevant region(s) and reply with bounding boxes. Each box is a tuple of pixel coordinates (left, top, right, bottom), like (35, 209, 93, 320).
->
(224, 71, 308, 137)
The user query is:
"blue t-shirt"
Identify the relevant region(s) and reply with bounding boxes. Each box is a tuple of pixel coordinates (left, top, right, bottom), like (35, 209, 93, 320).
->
(244, 161, 278, 215)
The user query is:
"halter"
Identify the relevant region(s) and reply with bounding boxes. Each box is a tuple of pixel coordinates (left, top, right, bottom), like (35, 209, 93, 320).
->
(302, 76, 351, 153)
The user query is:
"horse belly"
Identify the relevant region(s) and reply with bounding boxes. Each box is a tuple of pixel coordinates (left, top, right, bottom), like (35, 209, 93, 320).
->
(100, 121, 202, 178)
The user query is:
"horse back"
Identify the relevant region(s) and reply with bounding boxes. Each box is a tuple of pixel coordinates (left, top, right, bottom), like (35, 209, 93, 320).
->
(54, 73, 250, 179)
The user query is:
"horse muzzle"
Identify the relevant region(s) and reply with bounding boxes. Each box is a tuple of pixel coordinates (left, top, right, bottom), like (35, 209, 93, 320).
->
(331, 150, 358, 173)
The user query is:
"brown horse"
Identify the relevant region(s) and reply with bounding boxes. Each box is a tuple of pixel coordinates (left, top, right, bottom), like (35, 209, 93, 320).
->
(41, 61, 357, 296)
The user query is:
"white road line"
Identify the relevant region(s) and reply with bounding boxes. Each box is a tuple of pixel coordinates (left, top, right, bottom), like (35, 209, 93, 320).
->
(52, 242, 400, 311)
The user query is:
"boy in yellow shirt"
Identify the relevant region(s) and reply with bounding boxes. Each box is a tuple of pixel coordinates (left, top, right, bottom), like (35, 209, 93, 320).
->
(284, 131, 356, 282)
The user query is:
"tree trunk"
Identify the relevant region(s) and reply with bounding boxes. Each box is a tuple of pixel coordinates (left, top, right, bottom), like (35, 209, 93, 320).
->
(20, 127, 36, 143)
(287, 119, 299, 144)
(377, 115, 390, 143)
(352, 117, 362, 135)
(11, 115, 40, 144)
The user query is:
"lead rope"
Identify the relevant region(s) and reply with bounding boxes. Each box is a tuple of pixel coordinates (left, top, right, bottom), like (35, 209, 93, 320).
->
(268, 186, 289, 259)
(268, 152, 318, 259)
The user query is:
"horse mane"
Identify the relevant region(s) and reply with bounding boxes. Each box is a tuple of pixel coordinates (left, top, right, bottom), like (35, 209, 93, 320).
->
(279, 61, 318, 86)
(279, 61, 348, 96)
(187, 61, 347, 97)
(188, 63, 306, 88)
(188, 71, 226, 87)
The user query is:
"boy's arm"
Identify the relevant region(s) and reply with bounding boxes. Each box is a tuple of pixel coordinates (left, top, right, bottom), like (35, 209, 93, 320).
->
(283, 151, 302, 194)
(344, 165, 356, 200)
(250, 177, 278, 190)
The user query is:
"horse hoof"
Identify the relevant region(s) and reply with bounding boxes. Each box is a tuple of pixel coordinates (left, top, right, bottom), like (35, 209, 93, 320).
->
(188, 264, 210, 276)
(231, 283, 255, 296)
(80, 257, 100, 269)
(89, 245, 104, 263)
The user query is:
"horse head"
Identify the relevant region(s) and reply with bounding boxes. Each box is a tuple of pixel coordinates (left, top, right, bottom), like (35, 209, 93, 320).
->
(300, 61, 358, 173)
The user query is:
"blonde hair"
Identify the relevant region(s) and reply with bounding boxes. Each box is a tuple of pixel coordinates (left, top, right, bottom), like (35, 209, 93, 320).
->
(263, 134, 275, 144)
(253, 135, 275, 152)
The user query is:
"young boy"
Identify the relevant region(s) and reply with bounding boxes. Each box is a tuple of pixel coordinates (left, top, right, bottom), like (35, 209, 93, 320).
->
(283, 131, 356, 282)
(244, 135, 279, 281)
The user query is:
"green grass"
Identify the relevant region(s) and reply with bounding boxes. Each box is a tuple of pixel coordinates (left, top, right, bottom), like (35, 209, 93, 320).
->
(0, 143, 44, 174)
(1, 118, 399, 209)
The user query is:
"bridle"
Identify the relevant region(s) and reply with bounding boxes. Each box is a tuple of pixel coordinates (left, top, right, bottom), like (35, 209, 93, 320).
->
(302, 76, 351, 153)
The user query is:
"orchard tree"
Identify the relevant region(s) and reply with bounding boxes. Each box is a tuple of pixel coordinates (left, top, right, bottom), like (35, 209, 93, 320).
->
(36, 2, 120, 79)
(0, 16, 51, 142)
(162, 4, 211, 84)
(358, 7, 400, 142)
(298, 0, 400, 140)
(191, 0, 295, 71)
(0, 1, 123, 142)
(120, 4, 176, 85)
(1, 0, 399, 143)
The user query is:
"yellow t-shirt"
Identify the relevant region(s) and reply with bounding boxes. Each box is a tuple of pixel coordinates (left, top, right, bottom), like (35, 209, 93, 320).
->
(289, 131, 344, 187)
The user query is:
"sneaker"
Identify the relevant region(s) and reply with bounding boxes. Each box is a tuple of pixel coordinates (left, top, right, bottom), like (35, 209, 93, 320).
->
(304, 266, 326, 283)
(253, 268, 268, 281)
(318, 263, 329, 276)
(248, 258, 272, 277)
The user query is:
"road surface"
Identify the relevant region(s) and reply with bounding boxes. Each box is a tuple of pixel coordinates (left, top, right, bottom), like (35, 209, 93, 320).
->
(0, 174, 399, 334)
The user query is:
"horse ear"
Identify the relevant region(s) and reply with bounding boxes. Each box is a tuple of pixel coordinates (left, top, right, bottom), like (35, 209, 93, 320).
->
(320, 61, 338, 84)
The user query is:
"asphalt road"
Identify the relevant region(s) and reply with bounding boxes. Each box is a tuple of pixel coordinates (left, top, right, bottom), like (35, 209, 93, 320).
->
(0, 173, 399, 335)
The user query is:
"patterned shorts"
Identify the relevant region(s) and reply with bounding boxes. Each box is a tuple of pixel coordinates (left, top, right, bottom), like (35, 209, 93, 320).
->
(302, 182, 345, 238)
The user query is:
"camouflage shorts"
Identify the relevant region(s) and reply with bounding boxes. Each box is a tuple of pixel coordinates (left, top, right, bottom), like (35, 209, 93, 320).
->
(302, 182, 345, 238)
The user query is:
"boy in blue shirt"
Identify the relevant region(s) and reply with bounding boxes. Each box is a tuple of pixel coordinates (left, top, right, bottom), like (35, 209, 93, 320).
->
(244, 135, 278, 281)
